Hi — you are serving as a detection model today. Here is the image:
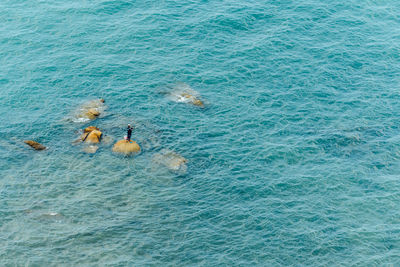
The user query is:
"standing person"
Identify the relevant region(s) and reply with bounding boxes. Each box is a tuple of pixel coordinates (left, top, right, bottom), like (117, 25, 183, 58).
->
(127, 124, 133, 142)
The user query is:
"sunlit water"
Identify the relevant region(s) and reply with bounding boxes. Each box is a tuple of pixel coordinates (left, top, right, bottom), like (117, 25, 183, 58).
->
(1, 0, 400, 265)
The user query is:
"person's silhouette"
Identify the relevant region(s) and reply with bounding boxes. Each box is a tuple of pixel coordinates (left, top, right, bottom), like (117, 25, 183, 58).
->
(127, 124, 133, 142)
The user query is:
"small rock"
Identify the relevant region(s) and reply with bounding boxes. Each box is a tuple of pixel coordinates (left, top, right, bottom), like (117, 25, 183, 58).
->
(24, 140, 46, 150)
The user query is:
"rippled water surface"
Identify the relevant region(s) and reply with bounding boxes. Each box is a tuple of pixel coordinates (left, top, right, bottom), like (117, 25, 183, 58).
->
(1, 0, 400, 265)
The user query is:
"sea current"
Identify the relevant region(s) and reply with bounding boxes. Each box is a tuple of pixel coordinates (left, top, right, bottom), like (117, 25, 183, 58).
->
(1, 0, 400, 265)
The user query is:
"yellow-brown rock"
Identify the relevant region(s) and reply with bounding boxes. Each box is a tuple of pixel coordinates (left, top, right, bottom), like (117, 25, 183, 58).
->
(112, 139, 140, 155)
(84, 126, 99, 133)
(79, 127, 102, 144)
(73, 99, 106, 122)
(84, 109, 100, 120)
(24, 140, 46, 150)
(85, 130, 102, 144)
(193, 99, 204, 108)
(80, 132, 89, 141)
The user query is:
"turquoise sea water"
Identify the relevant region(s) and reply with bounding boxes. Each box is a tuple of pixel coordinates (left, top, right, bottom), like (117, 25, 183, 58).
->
(1, 0, 400, 265)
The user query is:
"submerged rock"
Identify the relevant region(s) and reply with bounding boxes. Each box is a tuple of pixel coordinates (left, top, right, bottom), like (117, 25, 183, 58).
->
(30, 211, 63, 221)
(165, 83, 205, 108)
(101, 135, 113, 145)
(112, 139, 140, 155)
(73, 98, 106, 122)
(83, 145, 99, 154)
(180, 93, 204, 107)
(153, 149, 188, 172)
(193, 98, 204, 107)
(84, 109, 100, 120)
(24, 140, 46, 150)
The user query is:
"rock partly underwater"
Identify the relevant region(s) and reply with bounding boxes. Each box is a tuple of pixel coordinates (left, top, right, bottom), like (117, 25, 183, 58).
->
(72, 98, 106, 122)
(24, 140, 47, 151)
(165, 83, 205, 108)
(153, 149, 188, 172)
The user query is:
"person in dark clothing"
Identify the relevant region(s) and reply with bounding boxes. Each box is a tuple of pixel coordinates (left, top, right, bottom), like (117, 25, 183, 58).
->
(127, 124, 133, 142)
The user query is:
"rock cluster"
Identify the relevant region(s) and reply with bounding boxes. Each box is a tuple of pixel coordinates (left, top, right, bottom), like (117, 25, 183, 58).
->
(24, 91, 199, 169)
